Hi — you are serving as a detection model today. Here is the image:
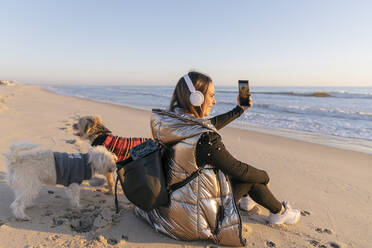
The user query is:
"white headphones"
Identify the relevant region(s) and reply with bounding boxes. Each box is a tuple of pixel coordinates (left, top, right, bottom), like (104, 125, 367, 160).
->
(183, 74, 204, 106)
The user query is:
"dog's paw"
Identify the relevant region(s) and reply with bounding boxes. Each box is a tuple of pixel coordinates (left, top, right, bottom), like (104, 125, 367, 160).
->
(11, 205, 31, 221)
(106, 188, 114, 195)
(14, 212, 31, 221)
(89, 177, 106, 187)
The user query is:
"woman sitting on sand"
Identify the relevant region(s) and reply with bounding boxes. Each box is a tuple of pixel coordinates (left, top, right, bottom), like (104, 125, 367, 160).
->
(136, 71, 301, 246)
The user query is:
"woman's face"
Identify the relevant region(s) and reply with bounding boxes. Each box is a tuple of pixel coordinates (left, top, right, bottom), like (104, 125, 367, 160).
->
(202, 83, 216, 117)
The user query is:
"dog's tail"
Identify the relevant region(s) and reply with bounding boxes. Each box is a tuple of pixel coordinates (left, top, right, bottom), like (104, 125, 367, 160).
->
(4, 142, 40, 187)
(4, 142, 40, 164)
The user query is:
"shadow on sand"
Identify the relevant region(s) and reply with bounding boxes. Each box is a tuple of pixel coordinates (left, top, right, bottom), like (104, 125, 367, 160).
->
(1, 180, 211, 247)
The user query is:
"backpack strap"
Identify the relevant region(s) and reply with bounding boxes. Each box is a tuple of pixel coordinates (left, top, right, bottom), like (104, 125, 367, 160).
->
(168, 165, 205, 193)
(158, 139, 206, 194)
(114, 175, 120, 214)
(114, 156, 133, 213)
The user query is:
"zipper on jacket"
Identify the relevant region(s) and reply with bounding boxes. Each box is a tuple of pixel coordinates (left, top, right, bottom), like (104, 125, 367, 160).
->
(213, 169, 225, 237)
(226, 176, 246, 246)
(214, 205, 223, 236)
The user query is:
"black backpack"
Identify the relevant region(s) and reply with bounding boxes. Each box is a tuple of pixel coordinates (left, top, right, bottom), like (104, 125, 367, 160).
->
(114, 139, 206, 212)
(115, 139, 169, 212)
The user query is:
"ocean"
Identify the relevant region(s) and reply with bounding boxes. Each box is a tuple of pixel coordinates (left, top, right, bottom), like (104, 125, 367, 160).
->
(44, 85, 372, 154)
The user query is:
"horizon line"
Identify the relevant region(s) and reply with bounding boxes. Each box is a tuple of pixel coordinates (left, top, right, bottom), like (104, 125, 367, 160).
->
(26, 82, 372, 88)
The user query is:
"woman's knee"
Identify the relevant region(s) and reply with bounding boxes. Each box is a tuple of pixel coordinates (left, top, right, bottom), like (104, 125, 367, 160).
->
(260, 170, 270, 185)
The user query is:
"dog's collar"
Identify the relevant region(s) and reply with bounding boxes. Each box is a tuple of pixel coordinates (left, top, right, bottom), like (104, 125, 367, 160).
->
(92, 134, 110, 146)
(89, 125, 111, 144)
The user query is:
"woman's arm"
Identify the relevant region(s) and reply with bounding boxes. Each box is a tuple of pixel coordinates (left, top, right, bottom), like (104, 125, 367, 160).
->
(196, 132, 269, 184)
(209, 105, 244, 130)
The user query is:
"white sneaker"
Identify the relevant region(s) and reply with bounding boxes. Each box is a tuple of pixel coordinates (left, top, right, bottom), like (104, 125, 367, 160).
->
(269, 201, 301, 225)
(239, 195, 257, 211)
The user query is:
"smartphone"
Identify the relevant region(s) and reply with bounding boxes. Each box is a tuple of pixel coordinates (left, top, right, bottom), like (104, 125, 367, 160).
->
(238, 80, 250, 106)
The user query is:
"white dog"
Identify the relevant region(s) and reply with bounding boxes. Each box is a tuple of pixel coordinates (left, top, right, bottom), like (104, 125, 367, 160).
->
(5, 142, 117, 220)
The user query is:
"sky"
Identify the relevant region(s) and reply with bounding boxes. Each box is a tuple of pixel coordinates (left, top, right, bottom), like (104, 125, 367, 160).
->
(1, 0, 372, 86)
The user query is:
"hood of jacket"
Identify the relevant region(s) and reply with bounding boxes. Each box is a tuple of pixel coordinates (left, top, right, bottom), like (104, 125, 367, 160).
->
(151, 108, 217, 145)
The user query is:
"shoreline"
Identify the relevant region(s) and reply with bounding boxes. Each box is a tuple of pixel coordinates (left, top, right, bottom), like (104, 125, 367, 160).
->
(42, 86, 372, 155)
(1, 84, 372, 248)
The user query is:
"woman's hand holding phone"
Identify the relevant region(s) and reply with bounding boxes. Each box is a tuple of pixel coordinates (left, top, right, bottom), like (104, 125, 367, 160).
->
(238, 80, 252, 111)
(237, 94, 252, 111)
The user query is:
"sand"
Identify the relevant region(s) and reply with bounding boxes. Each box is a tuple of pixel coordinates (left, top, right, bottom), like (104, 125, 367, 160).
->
(1, 84, 371, 248)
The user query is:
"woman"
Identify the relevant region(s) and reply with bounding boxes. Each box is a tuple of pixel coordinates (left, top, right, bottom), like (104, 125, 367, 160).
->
(136, 71, 300, 246)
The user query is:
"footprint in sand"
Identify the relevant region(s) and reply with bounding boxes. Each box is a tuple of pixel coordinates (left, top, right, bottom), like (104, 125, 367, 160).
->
(65, 139, 76, 144)
(107, 238, 118, 245)
(60, 119, 74, 133)
(315, 227, 334, 234)
(309, 240, 320, 246)
(46, 234, 60, 241)
(62, 119, 73, 125)
(318, 241, 343, 248)
(266, 240, 276, 247)
(301, 210, 311, 216)
(63, 138, 84, 152)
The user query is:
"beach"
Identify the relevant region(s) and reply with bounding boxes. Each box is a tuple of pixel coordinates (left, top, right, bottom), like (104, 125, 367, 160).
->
(1, 84, 371, 248)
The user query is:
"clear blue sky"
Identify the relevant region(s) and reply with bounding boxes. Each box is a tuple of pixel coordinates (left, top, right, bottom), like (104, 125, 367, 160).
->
(1, 0, 371, 86)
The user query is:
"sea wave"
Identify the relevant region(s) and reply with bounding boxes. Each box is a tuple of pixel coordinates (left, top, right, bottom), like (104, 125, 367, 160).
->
(210, 95, 372, 121)
(214, 99, 372, 121)
(104, 87, 173, 99)
(252, 91, 372, 99)
(216, 90, 334, 97)
(254, 103, 372, 121)
(216, 90, 237, 94)
(253, 91, 331, 97)
(47, 86, 173, 100)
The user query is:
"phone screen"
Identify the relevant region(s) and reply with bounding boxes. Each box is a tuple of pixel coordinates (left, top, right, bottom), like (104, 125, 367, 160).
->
(238, 80, 250, 106)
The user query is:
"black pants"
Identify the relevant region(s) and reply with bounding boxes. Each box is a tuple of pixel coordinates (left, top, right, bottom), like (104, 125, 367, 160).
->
(196, 132, 283, 214)
(231, 179, 282, 214)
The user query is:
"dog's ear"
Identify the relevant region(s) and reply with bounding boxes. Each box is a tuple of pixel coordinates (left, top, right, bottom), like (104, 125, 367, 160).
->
(92, 115, 104, 125)
(84, 118, 94, 133)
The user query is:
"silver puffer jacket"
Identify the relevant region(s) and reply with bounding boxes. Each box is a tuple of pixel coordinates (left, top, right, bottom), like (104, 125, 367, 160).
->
(136, 108, 245, 247)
